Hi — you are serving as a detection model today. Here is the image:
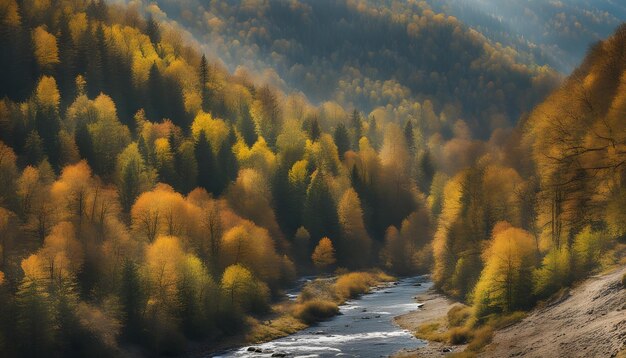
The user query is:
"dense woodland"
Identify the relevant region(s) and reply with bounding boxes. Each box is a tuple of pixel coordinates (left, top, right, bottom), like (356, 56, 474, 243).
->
(0, 0, 624, 356)
(431, 0, 626, 73)
(134, 0, 561, 137)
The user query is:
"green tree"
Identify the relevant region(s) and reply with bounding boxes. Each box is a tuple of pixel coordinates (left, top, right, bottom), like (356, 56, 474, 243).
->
(350, 109, 362, 150)
(120, 260, 145, 343)
(195, 131, 216, 194)
(303, 170, 340, 243)
(333, 123, 350, 160)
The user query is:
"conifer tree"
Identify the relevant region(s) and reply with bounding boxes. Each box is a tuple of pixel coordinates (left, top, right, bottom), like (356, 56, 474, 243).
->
(333, 123, 350, 160)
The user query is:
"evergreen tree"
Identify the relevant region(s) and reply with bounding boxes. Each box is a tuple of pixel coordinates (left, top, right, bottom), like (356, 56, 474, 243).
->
(237, 103, 257, 147)
(404, 119, 415, 154)
(195, 131, 216, 194)
(146, 14, 161, 45)
(16, 280, 56, 357)
(120, 260, 146, 343)
(303, 170, 340, 244)
(199, 54, 210, 112)
(147, 62, 164, 121)
(75, 121, 95, 166)
(57, 14, 77, 106)
(350, 109, 362, 149)
(417, 150, 435, 193)
(333, 123, 350, 160)
(308, 117, 321, 141)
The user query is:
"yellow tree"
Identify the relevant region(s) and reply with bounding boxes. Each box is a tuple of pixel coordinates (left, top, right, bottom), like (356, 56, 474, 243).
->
(220, 221, 281, 284)
(221, 264, 268, 312)
(312, 237, 336, 271)
(144, 235, 185, 305)
(337, 188, 371, 268)
(473, 222, 536, 317)
(32, 26, 59, 71)
(38, 221, 85, 285)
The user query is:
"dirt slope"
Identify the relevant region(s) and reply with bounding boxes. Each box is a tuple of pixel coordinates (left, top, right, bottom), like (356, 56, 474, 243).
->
(481, 266, 626, 358)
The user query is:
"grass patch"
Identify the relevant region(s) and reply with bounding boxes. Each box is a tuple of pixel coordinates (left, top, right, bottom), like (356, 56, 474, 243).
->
(292, 300, 339, 324)
(414, 321, 448, 342)
(246, 315, 307, 343)
(335, 271, 393, 300)
(298, 279, 338, 303)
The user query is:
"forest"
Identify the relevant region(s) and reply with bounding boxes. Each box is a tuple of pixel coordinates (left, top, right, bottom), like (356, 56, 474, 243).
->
(125, 0, 561, 138)
(0, 0, 624, 357)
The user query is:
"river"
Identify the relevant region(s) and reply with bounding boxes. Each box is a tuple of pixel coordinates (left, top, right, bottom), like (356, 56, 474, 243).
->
(213, 276, 431, 358)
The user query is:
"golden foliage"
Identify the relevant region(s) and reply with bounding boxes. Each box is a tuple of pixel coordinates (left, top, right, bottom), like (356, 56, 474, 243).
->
(312, 237, 336, 270)
(32, 26, 59, 70)
(35, 75, 60, 108)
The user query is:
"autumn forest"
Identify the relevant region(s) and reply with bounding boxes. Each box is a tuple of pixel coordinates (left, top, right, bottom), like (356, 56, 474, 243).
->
(0, 0, 624, 357)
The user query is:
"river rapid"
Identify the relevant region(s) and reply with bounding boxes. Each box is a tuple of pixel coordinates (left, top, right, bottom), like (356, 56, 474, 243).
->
(213, 276, 431, 358)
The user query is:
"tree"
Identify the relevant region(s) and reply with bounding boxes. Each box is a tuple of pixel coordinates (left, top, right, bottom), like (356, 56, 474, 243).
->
(195, 130, 216, 194)
(199, 54, 210, 112)
(116, 143, 156, 213)
(119, 260, 146, 342)
(221, 264, 268, 313)
(88, 94, 131, 178)
(0, 141, 18, 208)
(146, 14, 160, 45)
(312, 237, 336, 270)
(33, 76, 62, 168)
(404, 119, 415, 154)
(236, 103, 257, 147)
(32, 26, 59, 72)
(251, 86, 282, 148)
(144, 235, 185, 306)
(303, 170, 340, 242)
(226, 169, 282, 241)
(473, 223, 536, 317)
(333, 123, 350, 160)
(337, 188, 372, 268)
(350, 109, 362, 149)
(176, 140, 198, 193)
(308, 117, 321, 141)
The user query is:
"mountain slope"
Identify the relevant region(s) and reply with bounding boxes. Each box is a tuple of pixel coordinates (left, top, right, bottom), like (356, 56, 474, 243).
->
(481, 265, 626, 357)
(131, 0, 560, 137)
(431, 0, 626, 73)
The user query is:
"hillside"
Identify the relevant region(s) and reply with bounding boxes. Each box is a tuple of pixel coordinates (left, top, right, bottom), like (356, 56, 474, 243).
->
(481, 265, 626, 357)
(431, 0, 626, 73)
(128, 0, 560, 137)
(0, 0, 624, 357)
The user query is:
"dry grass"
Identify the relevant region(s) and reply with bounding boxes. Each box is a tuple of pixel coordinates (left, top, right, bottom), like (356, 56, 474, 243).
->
(414, 320, 448, 342)
(246, 315, 307, 343)
(466, 325, 493, 351)
(292, 299, 339, 324)
(335, 271, 393, 300)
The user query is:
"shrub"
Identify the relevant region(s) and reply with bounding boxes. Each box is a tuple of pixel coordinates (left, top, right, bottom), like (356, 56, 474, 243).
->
(414, 321, 447, 342)
(292, 300, 339, 324)
(335, 272, 375, 299)
(298, 280, 338, 303)
(448, 326, 471, 345)
(335, 271, 394, 300)
(467, 325, 493, 351)
(447, 305, 472, 327)
(622, 273, 626, 288)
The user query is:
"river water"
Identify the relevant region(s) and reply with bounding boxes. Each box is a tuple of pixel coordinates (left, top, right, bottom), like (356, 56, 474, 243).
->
(213, 276, 431, 358)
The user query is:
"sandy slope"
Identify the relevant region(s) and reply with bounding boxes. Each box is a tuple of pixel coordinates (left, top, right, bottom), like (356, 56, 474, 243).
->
(481, 265, 626, 358)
